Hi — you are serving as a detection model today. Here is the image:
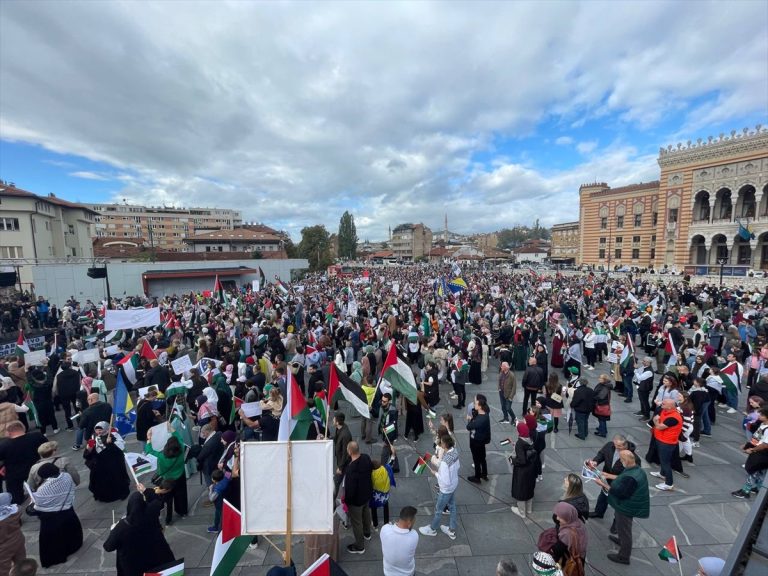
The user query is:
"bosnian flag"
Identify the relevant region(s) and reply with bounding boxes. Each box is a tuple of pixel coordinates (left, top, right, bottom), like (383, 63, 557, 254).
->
(144, 558, 184, 576)
(300, 553, 350, 576)
(210, 501, 251, 576)
(379, 340, 417, 403)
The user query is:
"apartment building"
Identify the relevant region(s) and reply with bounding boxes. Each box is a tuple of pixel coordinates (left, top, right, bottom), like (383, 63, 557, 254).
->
(550, 222, 580, 265)
(89, 203, 242, 251)
(390, 223, 433, 261)
(0, 182, 96, 285)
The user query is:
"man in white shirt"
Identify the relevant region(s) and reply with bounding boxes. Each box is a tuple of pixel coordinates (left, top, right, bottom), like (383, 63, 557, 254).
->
(380, 505, 419, 576)
(418, 435, 460, 539)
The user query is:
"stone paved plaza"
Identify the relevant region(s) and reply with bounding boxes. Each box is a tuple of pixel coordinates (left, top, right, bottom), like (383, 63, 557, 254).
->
(25, 352, 749, 576)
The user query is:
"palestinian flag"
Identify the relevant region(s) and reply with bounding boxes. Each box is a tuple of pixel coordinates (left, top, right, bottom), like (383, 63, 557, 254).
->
(229, 396, 244, 425)
(167, 380, 191, 399)
(117, 352, 139, 385)
(379, 341, 417, 404)
(412, 453, 431, 474)
(383, 423, 396, 435)
(144, 558, 184, 576)
(313, 390, 328, 428)
(610, 316, 623, 337)
(15, 330, 30, 357)
(23, 384, 40, 427)
(210, 501, 251, 576)
(140, 340, 158, 362)
(528, 268, 539, 280)
(620, 338, 634, 368)
(720, 362, 741, 393)
(658, 536, 681, 563)
(277, 371, 313, 441)
(276, 278, 290, 296)
(300, 553, 350, 576)
(328, 364, 370, 419)
(258, 266, 266, 289)
(103, 330, 123, 343)
(665, 334, 678, 367)
(214, 275, 225, 302)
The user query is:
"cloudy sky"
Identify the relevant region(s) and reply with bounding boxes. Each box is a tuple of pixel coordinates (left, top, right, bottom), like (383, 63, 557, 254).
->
(1, 1, 766, 242)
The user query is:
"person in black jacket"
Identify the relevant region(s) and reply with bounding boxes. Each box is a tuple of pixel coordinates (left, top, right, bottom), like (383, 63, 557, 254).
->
(571, 378, 594, 440)
(196, 425, 223, 487)
(466, 394, 491, 483)
(0, 421, 47, 503)
(135, 389, 161, 451)
(586, 434, 637, 519)
(634, 358, 655, 421)
(332, 413, 352, 496)
(103, 484, 175, 576)
(343, 441, 373, 554)
(75, 393, 112, 450)
(522, 357, 544, 414)
(54, 362, 80, 429)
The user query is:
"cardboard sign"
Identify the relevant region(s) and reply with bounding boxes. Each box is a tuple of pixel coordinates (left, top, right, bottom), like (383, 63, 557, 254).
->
(24, 350, 48, 366)
(252, 281, 260, 292)
(171, 355, 193, 375)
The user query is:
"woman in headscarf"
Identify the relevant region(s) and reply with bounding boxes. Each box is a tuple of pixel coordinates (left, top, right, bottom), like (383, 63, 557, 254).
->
(549, 501, 588, 573)
(144, 430, 188, 525)
(27, 366, 58, 435)
(196, 390, 220, 444)
(83, 421, 130, 502)
(103, 484, 175, 576)
(0, 492, 26, 576)
(350, 361, 363, 384)
(30, 463, 83, 568)
(695, 557, 725, 576)
(510, 422, 539, 519)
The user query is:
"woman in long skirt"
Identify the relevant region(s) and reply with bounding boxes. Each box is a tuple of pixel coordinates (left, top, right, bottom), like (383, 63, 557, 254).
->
(31, 464, 83, 568)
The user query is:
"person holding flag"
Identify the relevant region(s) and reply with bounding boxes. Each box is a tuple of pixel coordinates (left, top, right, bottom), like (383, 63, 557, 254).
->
(418, 433, 460, 540)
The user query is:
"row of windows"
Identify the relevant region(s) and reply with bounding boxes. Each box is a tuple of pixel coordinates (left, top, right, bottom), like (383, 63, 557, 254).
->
(0, 246, 23, 258)
(599, 235, 657, 245)
(600, 209, 682, 230)
(598, 248, 655, 260)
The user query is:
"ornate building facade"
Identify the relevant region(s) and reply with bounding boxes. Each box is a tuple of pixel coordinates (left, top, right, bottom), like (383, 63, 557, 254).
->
(579, 126, 768, 272)
(550, 221, 580, 265)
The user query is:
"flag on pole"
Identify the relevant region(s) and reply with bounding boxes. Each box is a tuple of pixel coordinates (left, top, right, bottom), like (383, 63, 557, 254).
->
(258, 266, 266, 289)
(300, 552, 350, 576)
(15, 330, 30, 357)
(276, 278, 290, 296)
(117, 352, 140, 385)
(447, 278, 467, 294)
(140, 340, 158, 362)
(210, 501, 252, 576)
(379, 341, 418, 403)
(328, 364, 371, 419)
(412, 453, 431, 474)
(620, 338, 634, 369)
(277, 371, 313, 441)
(658, 536, 682, 563)
(229, 397, 244, 425)
(113, 370, 136, 437)
(665, 334, 678, 366)
(144, 558, 184, 576)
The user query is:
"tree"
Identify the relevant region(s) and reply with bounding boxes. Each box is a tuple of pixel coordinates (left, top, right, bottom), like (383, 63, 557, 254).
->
(251, 250, 263, 259)
(337, 211, 358, 260)
(283, 237, 299, 258)
(298, 225, 332, 271)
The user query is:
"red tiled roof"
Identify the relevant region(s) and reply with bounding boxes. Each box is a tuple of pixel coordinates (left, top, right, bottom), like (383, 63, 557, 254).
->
(368, 250, 394, 258)
(0, 185, 97, 214)
(184, 228, 282, 243)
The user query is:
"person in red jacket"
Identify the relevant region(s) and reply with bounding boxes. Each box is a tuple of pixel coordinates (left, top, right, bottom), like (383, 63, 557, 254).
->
(650, 399, 682, 490)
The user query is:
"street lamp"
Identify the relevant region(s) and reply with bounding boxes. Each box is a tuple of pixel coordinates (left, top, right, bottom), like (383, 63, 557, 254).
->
(717, 258, 727, 287)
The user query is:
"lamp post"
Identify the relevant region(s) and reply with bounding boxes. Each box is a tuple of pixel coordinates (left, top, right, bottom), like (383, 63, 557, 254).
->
(718, 258, 727, 287)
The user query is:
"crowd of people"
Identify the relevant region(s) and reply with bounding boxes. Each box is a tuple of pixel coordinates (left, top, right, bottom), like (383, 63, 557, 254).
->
(0, 264, 765, 576)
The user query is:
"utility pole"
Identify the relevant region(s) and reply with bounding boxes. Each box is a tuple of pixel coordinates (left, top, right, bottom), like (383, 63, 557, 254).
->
(718, 258, 727, 287)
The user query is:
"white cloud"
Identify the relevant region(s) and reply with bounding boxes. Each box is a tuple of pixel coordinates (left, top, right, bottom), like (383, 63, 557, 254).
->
(576, 141, 598, 155)
(68, 171, 110, 181)
(0, 1, 766, 240)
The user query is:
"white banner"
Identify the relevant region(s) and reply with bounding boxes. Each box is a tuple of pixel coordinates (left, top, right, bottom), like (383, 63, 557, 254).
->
(252, 280, 260, 292)
(73, 348, 100, 365)
(104, 308, 161, 330)
(241, 441, 333, 535)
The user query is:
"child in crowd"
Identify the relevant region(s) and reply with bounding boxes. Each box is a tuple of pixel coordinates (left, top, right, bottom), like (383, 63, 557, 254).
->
(208, 469, 230, 533)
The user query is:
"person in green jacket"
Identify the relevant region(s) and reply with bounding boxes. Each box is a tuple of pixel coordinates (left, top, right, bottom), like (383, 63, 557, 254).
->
(145, 427, 188, 525)
(593, 449, 649, 566)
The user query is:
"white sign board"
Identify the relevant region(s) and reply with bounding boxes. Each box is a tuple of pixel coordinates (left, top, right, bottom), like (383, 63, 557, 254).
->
(73, 348, 101, 365)
(24, 350, 48, 366)
(0, 335, 45, 357)
(491, 285, 500, 298)
(252, 280, 260, 292)
(104, 345, 120, 356)
(392, 282, 400, 295)
(240, 402, 262, 418)
(104, 307, 161, 330)
(171, 355, 194, 375)
(541, 282, 552, 290)
(241, 441, 333, 535)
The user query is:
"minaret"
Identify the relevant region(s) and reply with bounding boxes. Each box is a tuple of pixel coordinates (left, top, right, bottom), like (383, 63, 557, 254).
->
(444, 213, 448, 242)
(388, 225, 391, 241)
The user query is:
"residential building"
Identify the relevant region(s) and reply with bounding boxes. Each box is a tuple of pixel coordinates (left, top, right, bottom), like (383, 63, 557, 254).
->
(183, 228, 284, 255)
(390, 223, 433, 261)
(513, 239, 549, 264)
(579, 126, 768, 271)
(89, 202, 242, 251)
(550, 222, 580, 265)
(0, 182, 96, 285)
